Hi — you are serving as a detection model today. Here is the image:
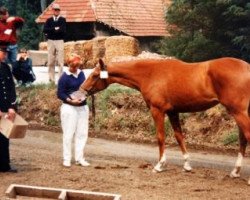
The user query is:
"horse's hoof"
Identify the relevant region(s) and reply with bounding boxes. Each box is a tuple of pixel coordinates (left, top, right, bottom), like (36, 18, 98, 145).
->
(152, 167, 167, 173)
(152, 164, 167, 173)
(152, 168, 160, 173)
(230, 169, 240, 178)
(183, 162, 192, 172)
(183, 166, 192, 172)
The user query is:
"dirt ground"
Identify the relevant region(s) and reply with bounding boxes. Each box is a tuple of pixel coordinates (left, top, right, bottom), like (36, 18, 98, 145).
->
(0, 130, 250, 200)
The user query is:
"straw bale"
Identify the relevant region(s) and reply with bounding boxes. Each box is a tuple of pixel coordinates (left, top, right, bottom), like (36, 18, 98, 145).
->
(92, 36, 107, 59)
(137, 51, 172, 59)
(92, 36, 108, 67)
(39, 42, 48, 51)
(28, 50, 48, 66)
(110, 51, 173, 62)
(64, 41, 76, 63)
(63, 37, 106, 68)
(63, 40, 94, 68)
(81, 40, 94, 69)
(105, 36, 140, 63)
(72, 40, 87, 58)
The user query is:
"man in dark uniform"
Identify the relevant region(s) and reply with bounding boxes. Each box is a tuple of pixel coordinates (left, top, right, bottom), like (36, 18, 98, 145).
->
(43, 3, 66, 83)
(0, 44, 17, 173)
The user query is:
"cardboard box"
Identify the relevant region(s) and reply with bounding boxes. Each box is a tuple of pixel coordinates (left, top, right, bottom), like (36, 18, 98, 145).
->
(6, 184, 122, 200)
(0, 113, 28, 139)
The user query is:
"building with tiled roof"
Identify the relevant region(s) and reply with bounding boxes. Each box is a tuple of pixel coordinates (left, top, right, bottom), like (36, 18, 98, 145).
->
(36, 0, 170, 49)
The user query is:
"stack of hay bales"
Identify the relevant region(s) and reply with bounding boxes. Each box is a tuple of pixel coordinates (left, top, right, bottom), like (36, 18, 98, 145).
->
(64, 41, 76, 62)
(73, 40, 86, 57)
(38, 36, 141, 67)
(105, 36, 140, 63)
(110, 51, 172, 63)
(81, 40, 94, 69)
(39, 42, 48, 51)
(63, 38, 107, 69)
(137, 51, 172, 59)
(92, 36, 107, 67)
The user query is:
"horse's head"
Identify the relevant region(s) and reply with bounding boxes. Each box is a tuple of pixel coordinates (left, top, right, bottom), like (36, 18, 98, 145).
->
(79, 58, 110, 96)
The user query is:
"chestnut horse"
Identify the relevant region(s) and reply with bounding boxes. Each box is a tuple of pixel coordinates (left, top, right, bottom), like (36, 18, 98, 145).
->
(79, 57, 250, 184)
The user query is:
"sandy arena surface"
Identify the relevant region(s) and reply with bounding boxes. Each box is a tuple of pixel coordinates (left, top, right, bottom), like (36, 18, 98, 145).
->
(1, 130, 250, 200)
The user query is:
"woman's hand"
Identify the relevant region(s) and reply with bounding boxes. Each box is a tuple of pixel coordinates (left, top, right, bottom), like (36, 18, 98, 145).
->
(6, 108, 16, 122)
(69, 98, 83, 105)
(66, 97, 83, 105)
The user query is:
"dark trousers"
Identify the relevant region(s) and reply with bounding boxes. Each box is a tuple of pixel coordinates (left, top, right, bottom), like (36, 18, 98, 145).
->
(12, 68, 36, 84)
(0, 133, 10, 172)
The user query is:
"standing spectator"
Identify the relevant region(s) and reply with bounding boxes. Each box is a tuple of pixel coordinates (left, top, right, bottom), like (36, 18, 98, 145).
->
(0, 44, 18, 173)
(0, 6, 24, 67)
(12, 48, 36, 87)
(57, 54, 90, 168)
(43, 3, 66, 83)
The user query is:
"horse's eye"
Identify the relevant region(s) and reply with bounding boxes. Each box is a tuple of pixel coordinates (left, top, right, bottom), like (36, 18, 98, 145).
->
(92, 73, 99, 80)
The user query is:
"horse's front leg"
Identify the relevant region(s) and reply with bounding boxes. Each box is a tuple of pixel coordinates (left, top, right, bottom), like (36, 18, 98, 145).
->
(150, 106, 167, 172)
(168, 112, 192, 172)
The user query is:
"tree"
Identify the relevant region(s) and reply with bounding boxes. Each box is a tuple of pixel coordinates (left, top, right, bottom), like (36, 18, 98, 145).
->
(157, 0, 250, 62)
(41, 0, 47, 12)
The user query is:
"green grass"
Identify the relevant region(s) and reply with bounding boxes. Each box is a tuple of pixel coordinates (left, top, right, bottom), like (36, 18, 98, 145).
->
(94, 84, 138, 118)
(222, 130, 238, 145)
(45, 113, 59, 126)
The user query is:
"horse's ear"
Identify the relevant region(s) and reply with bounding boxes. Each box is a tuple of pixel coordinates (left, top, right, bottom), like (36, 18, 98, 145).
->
(99, 58, 106, 70)
(99, 58, 108, 79)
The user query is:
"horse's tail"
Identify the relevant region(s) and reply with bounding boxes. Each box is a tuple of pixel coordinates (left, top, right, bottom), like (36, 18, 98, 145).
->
(248, 104, 250, 117)
(248, 70, 250, 116)
(242, 62, 250, 117)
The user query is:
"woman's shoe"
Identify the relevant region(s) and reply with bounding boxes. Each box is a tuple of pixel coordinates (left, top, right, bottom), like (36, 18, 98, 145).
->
(63, 161, 71, 167)
(75, 160, 90, 167)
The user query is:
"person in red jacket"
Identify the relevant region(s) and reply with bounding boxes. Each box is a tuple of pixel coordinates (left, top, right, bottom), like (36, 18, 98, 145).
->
(0, 6, 24, 67)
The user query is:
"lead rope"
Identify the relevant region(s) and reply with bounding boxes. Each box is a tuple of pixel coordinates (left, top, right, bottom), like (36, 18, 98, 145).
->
(91, 94, 95, 121)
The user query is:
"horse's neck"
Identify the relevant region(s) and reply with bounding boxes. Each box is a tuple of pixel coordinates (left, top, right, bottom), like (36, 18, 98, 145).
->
(108, 64, 142, 90)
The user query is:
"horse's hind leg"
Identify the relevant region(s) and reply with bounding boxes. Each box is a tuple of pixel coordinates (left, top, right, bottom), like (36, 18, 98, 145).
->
(229, 110, 250, 183)
(168, 112, 192, 172)
(230, 128, 247, 178)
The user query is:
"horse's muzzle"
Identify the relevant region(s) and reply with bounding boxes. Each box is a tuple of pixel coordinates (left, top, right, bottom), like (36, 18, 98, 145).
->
(82, 90, 89, 97)
(73, 89, 89, 100)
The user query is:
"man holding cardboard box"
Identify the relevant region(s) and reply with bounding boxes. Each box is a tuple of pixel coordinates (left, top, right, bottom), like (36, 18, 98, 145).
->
(0, 44, 18, 173)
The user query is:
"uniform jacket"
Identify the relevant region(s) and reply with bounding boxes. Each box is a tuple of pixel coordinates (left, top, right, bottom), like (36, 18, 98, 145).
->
(43, 16, 66, 40)
(0, 62, 17, 112)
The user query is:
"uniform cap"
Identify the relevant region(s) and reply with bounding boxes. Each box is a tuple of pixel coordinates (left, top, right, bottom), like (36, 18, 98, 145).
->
(52, 3, 60, 10)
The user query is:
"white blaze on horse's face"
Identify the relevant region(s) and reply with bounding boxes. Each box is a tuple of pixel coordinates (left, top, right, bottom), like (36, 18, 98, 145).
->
(100, 70, 109, 79)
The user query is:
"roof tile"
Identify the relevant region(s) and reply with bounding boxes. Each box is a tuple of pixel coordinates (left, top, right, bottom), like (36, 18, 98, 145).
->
(36, 0, 168, 36)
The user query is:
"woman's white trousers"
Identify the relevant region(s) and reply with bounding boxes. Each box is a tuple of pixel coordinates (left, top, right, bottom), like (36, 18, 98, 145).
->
(60, 103, 89, 163)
